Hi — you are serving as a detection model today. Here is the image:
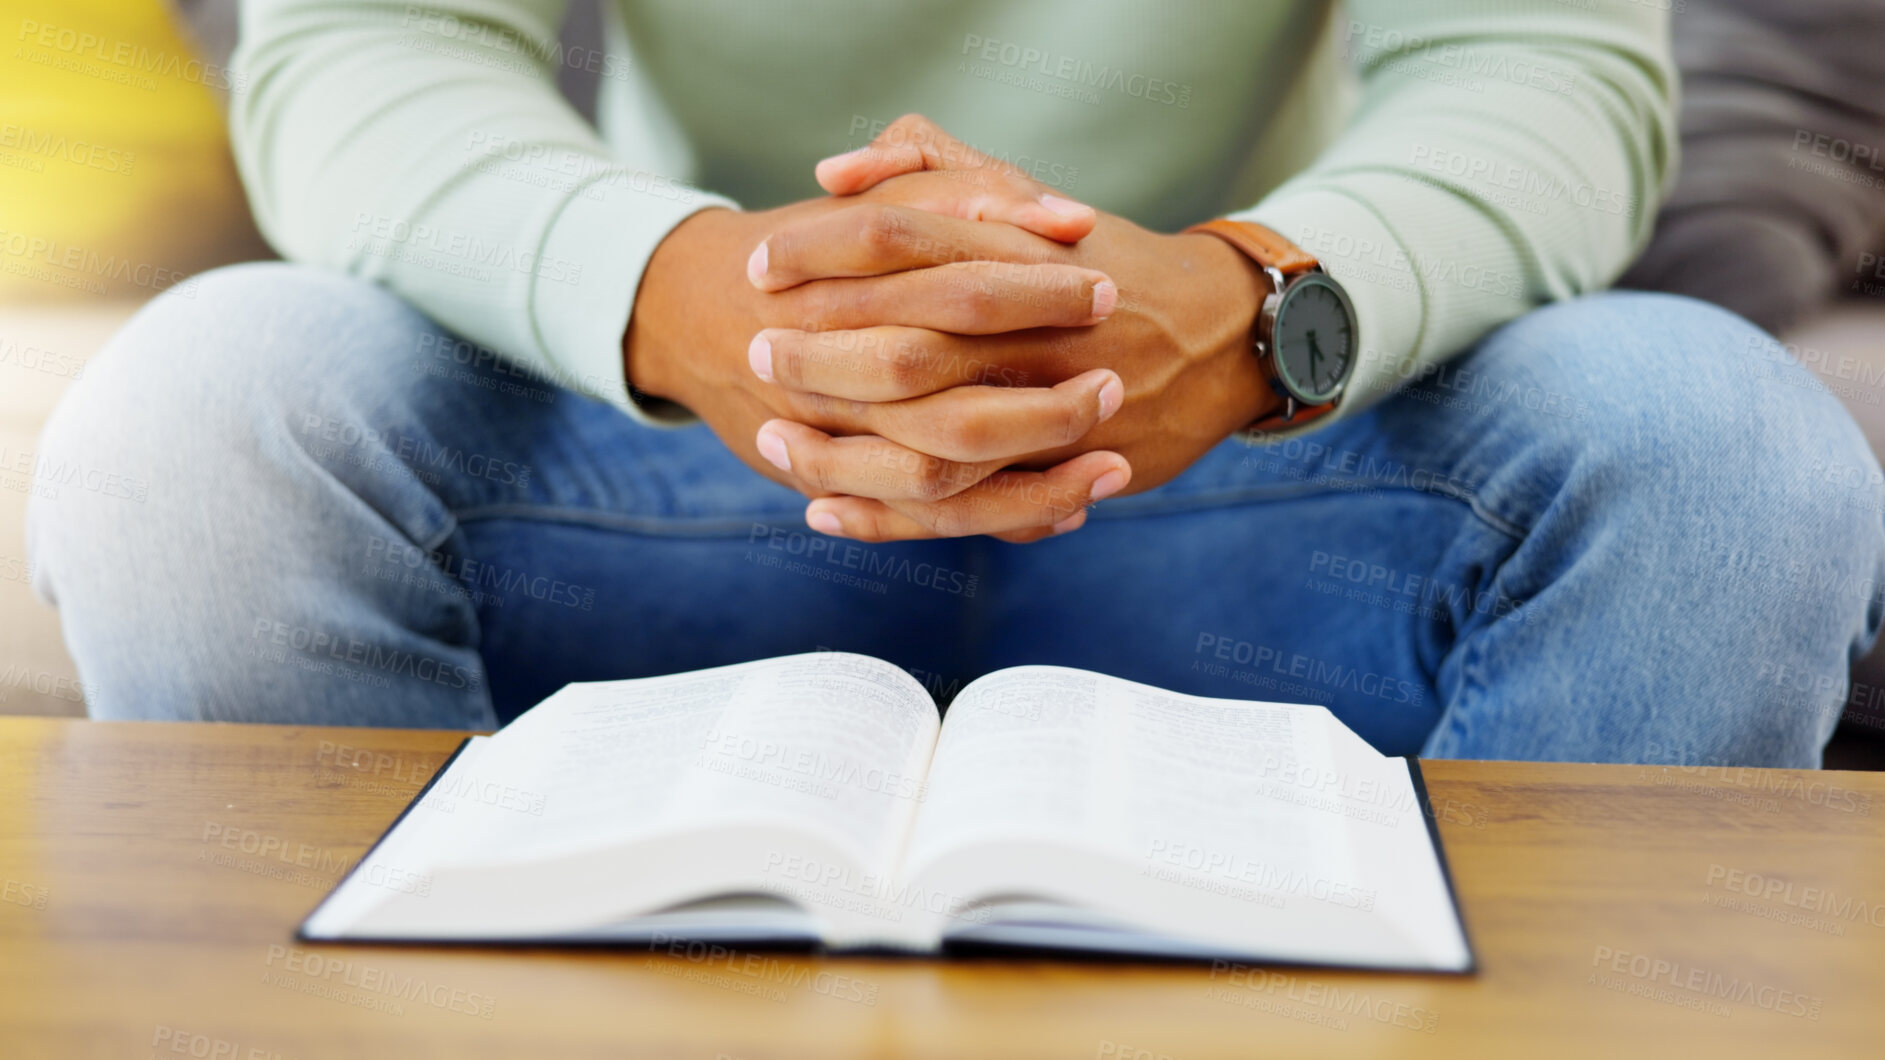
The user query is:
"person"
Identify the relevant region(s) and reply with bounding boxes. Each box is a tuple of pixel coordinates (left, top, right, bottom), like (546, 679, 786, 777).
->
(27, 0, 1885, 767)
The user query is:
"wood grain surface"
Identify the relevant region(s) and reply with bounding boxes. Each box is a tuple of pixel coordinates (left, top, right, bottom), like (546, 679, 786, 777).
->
(1, 718, 1880, 1059)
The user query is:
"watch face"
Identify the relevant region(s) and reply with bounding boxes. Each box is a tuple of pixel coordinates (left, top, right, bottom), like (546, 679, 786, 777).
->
(1271, 274, 1356, 404)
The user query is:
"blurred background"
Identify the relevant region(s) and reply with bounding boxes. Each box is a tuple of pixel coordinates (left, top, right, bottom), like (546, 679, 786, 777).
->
(1, 0, 266, 721)
(3, 0, 1884, 764)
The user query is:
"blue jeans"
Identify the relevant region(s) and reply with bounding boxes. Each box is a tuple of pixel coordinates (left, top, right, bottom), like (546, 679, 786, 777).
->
(27, 264, 1885, 765)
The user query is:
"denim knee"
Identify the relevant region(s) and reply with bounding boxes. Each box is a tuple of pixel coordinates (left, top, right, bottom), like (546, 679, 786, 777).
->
(1452, 292, 1885, 758)
(26, 263, 491, 725)
(46, 262, 436, 434)
(29, 263, 444, 563)
(1457, 292, 1883, 554)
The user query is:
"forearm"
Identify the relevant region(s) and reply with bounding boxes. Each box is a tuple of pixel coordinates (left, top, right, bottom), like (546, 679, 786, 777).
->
(230, 0, 732, 420)
(1238, 0, 1676, 424)
(624, 207, 751, 416)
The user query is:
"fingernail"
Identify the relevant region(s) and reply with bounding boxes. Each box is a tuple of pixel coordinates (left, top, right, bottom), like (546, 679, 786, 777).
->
(1090, 468, 1128, 501)
(1096, 374, 1124, 421)
(1090, 280, 1117, 321)
(748, 333, 773, 381)
(1052, 511, 1086, 535)
(755, 427, 790, 473)
(746, 241, 769, 286)
(1040, 193, 1092, 219)
(807, 508, 844, 535)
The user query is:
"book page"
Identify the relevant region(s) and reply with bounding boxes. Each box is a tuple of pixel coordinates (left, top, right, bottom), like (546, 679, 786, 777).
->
(460, 652, 939, 870)
(904, 667, 1348, 876)
(898, 667, 1469, 968)
(306, 653, 943, 939)
(674, 652, 940, 867)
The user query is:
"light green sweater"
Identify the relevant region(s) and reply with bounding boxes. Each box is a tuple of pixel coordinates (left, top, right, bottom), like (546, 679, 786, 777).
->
(231, 1, 1675, 429)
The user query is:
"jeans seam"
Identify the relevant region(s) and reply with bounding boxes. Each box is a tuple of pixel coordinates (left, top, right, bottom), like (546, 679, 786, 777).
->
(1461, 490, 1527, 542)
(416, 511, 461, 554)
(1428, 504, 1537, 758)
(446, 476, 1534, 550)
(450, 503, 807, 538)
(1094, 480, 1441, 518)
(1093, 478, 1529, 545)
(1437, 628, 1488, 756)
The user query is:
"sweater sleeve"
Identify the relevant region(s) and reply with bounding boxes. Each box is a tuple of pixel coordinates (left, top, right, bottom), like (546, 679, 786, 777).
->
(1234, 0, 1678, 426)
(230, 0, 734, 423)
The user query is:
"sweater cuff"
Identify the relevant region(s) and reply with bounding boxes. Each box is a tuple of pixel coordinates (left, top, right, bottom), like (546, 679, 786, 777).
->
(532, 175, 736, 427)
(1229, 185, 1426, 438)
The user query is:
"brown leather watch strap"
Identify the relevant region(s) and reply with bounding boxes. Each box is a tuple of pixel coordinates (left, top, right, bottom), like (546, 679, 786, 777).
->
(1187, 218, 1340, 434)
(1187, 218, 1318, 274)
(1248, 401, 1336, 435)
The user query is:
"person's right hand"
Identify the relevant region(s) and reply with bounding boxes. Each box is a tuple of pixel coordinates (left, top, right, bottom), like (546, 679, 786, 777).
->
(626, 172, 1133, 542)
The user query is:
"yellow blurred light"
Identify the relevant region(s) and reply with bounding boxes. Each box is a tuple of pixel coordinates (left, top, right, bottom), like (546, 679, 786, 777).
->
(0, 0, 266, 303)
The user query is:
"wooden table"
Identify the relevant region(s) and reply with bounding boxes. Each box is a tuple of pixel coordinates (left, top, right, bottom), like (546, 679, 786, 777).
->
(1, 718, 1880, 1059)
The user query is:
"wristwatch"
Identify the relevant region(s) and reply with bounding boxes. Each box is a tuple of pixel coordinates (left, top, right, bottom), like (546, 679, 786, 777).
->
(1186, 218, 1358, 432)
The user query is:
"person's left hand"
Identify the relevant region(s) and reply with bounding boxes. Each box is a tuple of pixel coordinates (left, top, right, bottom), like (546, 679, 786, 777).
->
(752, 115, 1284, 542)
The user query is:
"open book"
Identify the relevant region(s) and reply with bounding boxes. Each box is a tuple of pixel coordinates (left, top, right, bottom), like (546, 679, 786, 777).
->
(301, 653, 1473, 972)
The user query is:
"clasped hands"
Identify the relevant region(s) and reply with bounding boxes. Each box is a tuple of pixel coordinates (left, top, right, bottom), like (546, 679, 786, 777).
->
(626, 115, 1280, 543)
